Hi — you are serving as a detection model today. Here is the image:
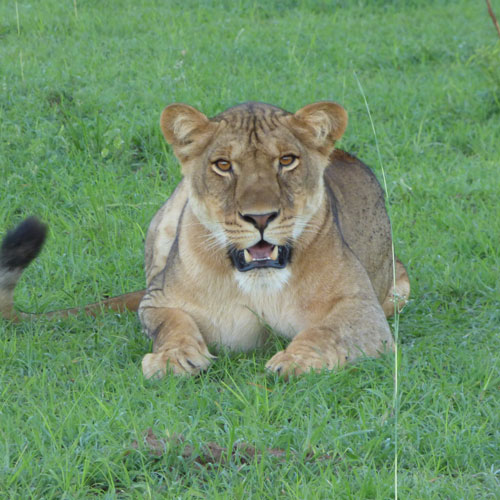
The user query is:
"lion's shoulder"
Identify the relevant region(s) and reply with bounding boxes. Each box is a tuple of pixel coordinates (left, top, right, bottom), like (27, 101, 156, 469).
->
(145, 180, 189, 284)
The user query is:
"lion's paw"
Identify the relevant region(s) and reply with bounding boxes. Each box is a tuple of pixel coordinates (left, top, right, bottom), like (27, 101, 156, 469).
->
(142, 346, 214, 379)
(265, 344, 341, 378)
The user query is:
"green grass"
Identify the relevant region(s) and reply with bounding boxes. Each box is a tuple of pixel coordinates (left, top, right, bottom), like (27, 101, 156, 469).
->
(1, 0, 499, 498)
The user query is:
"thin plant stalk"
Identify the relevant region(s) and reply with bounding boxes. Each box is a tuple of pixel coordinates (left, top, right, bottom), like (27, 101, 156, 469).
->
(353, 70, 401, 500)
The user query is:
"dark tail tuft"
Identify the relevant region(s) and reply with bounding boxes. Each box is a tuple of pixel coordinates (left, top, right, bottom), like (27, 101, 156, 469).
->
(0, 217, 48, 271)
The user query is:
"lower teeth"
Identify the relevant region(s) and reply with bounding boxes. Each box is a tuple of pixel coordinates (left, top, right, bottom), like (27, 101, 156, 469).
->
(243, 246, 279, 263)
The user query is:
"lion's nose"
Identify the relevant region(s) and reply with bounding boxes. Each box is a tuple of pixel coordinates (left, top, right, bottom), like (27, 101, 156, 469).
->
(239, 211, 279, 232)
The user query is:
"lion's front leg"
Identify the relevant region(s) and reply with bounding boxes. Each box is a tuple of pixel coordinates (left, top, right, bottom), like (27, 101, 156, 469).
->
(140, 305, 215, 378)
(265, 299, 393, 377)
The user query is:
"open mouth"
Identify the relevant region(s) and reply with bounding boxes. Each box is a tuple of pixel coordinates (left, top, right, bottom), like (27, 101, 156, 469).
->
(229, 240, 291, 272)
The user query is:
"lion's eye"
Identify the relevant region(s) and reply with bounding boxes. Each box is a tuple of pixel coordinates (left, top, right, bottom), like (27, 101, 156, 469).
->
(213, 159, 232, 172)
(279, 155, 297, 169)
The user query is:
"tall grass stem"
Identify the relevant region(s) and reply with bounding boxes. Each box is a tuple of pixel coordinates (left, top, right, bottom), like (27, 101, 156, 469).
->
(353, 70, 400, 500)
(15, 1, 20, 35)
(19, 51, 24, 82)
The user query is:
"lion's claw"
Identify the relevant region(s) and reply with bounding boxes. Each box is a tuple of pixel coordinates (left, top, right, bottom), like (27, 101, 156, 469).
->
(142, 346, 214, 379)
(266, 346, 339, 377)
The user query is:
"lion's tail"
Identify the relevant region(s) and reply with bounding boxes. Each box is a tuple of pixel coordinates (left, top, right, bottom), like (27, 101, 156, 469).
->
(0, 217, 47, 321)
(0, 217, 145, 322)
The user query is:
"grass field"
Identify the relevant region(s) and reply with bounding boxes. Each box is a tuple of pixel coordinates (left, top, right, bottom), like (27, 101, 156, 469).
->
(1, 0, 499, 498)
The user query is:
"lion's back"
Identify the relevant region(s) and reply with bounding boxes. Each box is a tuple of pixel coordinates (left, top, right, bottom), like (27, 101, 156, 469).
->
(325, 150, 393, 301)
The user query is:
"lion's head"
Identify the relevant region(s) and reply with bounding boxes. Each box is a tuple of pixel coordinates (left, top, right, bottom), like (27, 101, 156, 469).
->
(160, 101, 347, 291)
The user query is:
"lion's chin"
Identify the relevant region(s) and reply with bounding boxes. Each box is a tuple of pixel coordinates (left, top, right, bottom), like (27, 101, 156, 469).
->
(229, 240, 292, 272)
(234, 266, 291, 294)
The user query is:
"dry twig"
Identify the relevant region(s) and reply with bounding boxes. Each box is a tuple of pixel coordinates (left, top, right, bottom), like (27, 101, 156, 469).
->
(486, 0, 500, 39)
(130, 428, 336, 466)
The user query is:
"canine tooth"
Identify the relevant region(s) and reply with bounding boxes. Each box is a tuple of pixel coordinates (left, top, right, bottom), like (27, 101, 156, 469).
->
(270, 245, 278, 260)
(244, 249, 253, 263)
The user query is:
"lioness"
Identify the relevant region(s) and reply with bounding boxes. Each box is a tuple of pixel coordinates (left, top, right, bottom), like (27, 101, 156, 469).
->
(0, 101, 409, 378)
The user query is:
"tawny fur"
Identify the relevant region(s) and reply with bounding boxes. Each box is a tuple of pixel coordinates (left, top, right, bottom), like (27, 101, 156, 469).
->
(139, 101, 410, 378)
(0, 101, 410, 379)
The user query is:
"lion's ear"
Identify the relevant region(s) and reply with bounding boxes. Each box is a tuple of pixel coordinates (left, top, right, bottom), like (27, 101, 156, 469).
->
(289, 102, 348, 152)
(160, 104, 217, 161)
